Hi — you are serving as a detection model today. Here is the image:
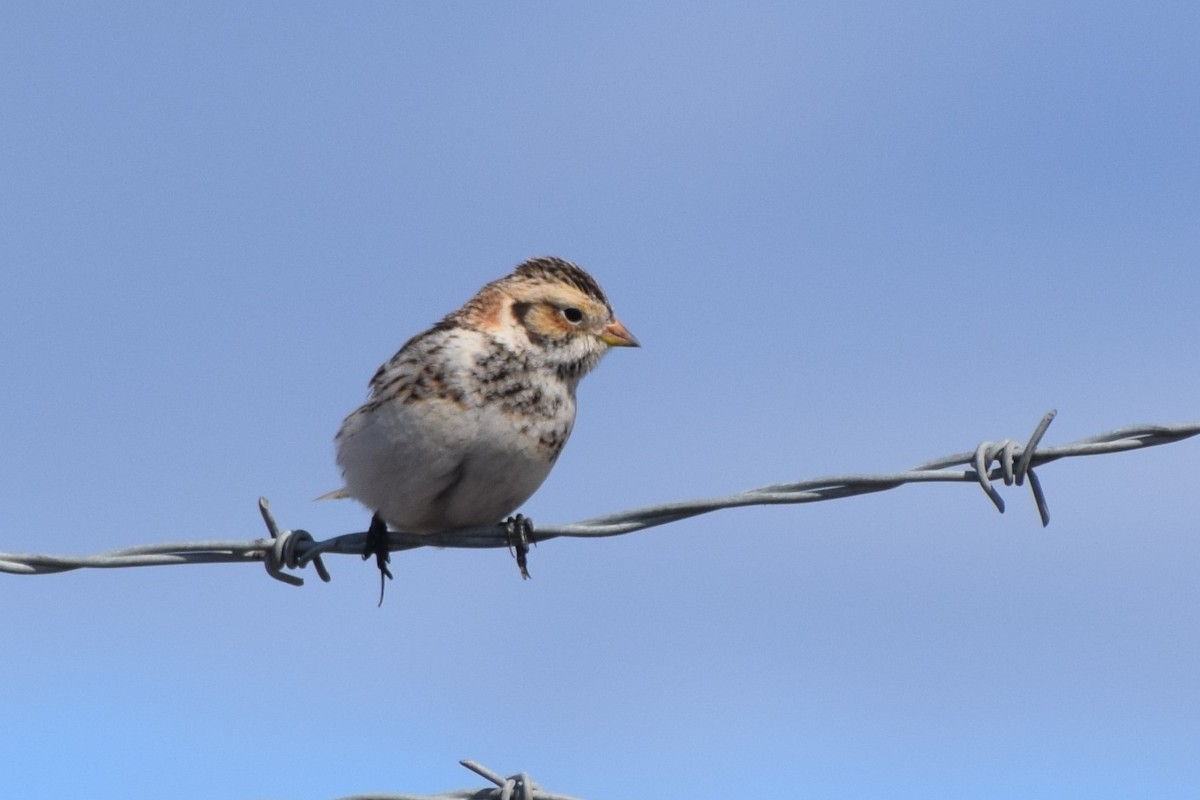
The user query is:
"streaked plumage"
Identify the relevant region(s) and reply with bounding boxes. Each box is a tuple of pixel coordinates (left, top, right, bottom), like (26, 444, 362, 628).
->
(330, 256, 638, 534)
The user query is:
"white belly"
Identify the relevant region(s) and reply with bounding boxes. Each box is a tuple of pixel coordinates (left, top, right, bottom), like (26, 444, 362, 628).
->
(336, 394, 567, 533)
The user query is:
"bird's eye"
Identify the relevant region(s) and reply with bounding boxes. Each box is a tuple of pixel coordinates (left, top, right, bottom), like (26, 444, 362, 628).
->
(562, 307, 584, 324)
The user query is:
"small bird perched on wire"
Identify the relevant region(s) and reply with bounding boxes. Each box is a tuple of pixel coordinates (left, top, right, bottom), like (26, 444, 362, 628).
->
(324, 256, 638, 592)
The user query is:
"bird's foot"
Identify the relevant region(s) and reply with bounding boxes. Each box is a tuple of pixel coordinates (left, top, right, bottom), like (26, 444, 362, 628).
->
(363, 512, 393, 606)
(505, 514, 535, 580)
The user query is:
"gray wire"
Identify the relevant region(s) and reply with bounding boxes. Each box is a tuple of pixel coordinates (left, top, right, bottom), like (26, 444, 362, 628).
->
(3, 413, 1197, 584)
(332, 760, 586, 800)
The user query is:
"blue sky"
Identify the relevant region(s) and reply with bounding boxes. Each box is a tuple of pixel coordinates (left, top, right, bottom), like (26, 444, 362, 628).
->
(2, 3, 1198, 798)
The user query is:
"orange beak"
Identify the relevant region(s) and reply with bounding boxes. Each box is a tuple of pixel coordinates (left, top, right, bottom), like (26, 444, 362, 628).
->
(600, 318, 640, 347)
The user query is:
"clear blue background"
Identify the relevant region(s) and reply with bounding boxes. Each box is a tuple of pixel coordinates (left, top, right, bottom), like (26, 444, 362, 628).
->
(2, 3, 1197, 798)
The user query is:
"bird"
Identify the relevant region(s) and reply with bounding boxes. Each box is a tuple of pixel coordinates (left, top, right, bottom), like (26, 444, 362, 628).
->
(327, 256, 638, 585)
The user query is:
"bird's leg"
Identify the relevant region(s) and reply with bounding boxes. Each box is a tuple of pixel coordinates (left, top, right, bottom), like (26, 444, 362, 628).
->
(505, 513, 535, 580)
(363, 512, 393, 605)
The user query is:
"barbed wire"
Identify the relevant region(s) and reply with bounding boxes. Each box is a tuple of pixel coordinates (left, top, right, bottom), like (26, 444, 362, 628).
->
(2, 411, 1198, 586)
(335, 760, 585, 800)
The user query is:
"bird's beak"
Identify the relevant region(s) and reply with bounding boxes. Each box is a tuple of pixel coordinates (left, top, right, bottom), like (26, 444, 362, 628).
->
(600, 318, 640, 348)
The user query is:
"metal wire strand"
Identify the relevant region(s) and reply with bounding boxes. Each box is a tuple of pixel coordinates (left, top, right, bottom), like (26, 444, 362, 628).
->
(2, 413, 1197, 584)
(332, 760, 586, 800)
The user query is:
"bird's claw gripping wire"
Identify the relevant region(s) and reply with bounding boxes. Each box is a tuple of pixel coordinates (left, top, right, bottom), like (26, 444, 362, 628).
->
(364, 512, 393, 606)
(505, 514, 535, 579)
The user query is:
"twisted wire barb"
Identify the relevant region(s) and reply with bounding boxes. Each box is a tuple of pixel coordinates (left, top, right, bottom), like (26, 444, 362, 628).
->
(2, 413, 1197, 584)
(334, 760, 586, 800)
